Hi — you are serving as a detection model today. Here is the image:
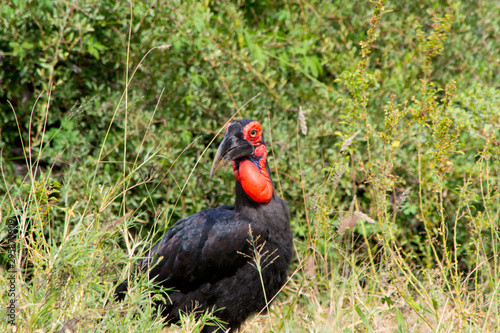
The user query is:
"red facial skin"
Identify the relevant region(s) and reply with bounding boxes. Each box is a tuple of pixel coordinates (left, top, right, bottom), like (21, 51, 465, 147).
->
(231, 121, 273, 203)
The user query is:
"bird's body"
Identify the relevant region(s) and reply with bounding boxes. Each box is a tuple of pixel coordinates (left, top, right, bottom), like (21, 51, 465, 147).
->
(115, 119, 292, 332)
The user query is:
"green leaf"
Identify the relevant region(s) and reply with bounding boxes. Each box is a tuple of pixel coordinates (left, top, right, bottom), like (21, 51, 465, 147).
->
(395, 308, 406, 331)
(355, 305, 373, 332)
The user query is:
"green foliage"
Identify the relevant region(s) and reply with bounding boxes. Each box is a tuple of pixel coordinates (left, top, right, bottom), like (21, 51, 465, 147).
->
(1, 0, 500, 331)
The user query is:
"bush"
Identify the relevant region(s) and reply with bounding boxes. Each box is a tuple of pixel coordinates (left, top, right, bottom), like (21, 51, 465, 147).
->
(1, 0, 499, 331)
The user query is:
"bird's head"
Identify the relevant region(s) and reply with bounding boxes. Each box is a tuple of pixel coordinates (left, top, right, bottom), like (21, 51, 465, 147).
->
(210, 119, 273, 203)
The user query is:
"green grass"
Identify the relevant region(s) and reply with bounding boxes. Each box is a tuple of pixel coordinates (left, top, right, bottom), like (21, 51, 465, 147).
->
(1, 0, 500, 332)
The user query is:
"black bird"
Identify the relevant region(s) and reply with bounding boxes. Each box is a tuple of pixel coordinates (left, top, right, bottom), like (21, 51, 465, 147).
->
(115, 119, 293, 332)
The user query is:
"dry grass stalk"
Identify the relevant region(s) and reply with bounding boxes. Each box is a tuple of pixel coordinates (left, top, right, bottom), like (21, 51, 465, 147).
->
(338, 211, 375, 234)
(329, 156, 348, 190)
(298, 106, 307, 135)
(340, 130, 361, 152)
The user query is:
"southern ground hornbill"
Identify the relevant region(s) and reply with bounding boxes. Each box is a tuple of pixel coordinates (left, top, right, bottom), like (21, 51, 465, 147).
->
(115, 119, 293, 332)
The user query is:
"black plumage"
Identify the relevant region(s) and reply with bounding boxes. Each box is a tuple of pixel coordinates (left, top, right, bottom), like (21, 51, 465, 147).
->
(115, 119, 293, 332)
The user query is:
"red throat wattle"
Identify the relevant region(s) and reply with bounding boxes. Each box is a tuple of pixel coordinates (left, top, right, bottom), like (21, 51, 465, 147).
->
(231, 121, 273, 203)
(232, 147, 273, 203)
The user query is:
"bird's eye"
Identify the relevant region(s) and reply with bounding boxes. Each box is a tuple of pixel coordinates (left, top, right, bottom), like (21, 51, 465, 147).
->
(249, 129, 258, 138)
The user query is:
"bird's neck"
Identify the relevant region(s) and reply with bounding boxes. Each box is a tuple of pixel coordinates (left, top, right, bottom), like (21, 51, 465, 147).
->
(232, 145, 274, 206)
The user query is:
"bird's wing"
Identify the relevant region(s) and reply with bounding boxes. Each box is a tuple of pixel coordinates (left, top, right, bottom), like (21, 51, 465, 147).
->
(142, 206, 266, 292)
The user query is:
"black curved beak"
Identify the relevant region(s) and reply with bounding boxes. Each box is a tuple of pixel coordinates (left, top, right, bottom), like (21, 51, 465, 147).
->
(210, 123, 254, 179)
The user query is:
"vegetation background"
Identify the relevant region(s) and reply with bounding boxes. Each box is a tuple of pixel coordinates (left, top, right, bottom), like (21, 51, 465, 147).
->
(1, 0, 499, 331)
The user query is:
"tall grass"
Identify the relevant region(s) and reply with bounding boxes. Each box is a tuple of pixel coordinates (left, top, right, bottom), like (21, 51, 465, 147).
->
(1, 0, 500, 332)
